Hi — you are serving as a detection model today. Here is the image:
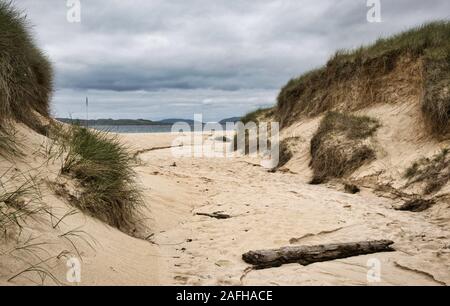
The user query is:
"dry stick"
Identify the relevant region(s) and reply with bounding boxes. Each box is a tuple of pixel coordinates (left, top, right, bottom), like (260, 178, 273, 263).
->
(243, 240, 395, 269)
(240, 267, 254, 285)
(195, 212, 232, 219)
(133, 144, 183, 159)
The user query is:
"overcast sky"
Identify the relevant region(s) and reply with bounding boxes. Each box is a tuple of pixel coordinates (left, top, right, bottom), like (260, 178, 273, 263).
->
(15, 0, 450, 121)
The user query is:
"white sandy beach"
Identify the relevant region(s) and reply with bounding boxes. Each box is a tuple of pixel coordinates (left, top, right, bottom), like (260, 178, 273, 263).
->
(116, 130, 450, 285)
(0, 124, 449, 286)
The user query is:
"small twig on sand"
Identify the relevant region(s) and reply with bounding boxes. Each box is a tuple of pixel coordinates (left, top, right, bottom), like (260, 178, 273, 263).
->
(240, 267, 254, 285)
(195, 212, 232, 219)
(133, 145, 182, 159)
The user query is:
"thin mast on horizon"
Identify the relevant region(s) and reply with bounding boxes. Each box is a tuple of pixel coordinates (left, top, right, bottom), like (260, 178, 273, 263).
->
(86, 96, 89, 128)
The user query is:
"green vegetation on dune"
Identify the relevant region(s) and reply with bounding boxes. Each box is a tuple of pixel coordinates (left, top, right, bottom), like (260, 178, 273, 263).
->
(0, 2, 53, 130)
(328, 21, 450, 64)
(277, 21, 450, 134)
(58, 125, 143, 233)
(56, 118, 168, 126)
(0, 125, 20, 159)
(405, 148, 450, 194)
(0, 1, 142, 235)
(240, 107, 274, 124)
(0, 168, 43, 239)
(422, 58, 450, 135)
(310, 112, 380, 184)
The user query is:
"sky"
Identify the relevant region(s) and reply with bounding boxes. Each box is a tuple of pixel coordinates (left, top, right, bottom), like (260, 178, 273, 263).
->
(14, 0, 450, 121)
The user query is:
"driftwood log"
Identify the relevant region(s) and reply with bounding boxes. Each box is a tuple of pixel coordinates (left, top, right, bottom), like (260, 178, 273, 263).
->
(242, 240, 395, 269)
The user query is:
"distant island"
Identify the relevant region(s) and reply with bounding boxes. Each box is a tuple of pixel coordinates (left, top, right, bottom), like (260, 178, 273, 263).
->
(219, 117, 242, 125)
(56, 118, 167, 126)
(56, 117, 242, 126)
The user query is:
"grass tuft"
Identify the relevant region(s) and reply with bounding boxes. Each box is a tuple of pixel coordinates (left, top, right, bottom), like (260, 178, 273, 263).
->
(0, 168, 43, 239)
(404, 148, 450, 194)
(421, 59, 450, 135)
(240, 107, 274, 125)
(276, 21, 450, 134)
(310, 112, 380, 184)
(0, 124, 21, 158)
(0, 2, 53, 130)
(59, 125, 143, 233)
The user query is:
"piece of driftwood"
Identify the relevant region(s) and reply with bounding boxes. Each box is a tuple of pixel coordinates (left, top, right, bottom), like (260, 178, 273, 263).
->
(242, 240, 395, 269)
(196, 212, 231, 219)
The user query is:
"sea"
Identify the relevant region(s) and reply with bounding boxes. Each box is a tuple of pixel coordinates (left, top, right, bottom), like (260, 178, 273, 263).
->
(90, 125, 174, 134)
(89, 124, 236, 134)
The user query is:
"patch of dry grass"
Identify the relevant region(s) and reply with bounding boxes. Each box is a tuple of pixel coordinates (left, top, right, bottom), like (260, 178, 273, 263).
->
(310, 112, 380, 184)
(0, 168, 44, 240)
(422, 59, 450, 135)
(277, 21, 450, 135)
(404, 148, 450, 194)
(58, 125, 143, 234)
(0, 124, 21, 159)
(0, 2, 53, 130)
(240, 107, 274, 125)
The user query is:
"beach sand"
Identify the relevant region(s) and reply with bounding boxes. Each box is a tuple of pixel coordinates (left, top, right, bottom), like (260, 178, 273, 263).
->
(116, 131, 450, 285)
(1, 127, 449, 286)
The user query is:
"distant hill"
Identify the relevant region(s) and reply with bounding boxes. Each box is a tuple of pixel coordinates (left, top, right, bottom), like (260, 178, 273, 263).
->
(56, 117, 242, 126)
(56, 118, 207, 126)
(158, 119, 199, 125)
(219, 117, 241, 124)
(56, 118, 171, 126)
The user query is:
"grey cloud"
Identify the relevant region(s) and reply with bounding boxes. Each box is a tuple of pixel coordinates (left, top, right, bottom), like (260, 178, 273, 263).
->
(12, 0, 450, 120)
(52, 88, 277, 122)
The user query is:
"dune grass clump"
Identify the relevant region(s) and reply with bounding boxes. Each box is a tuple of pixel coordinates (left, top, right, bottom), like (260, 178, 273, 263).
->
(422, 59, 450, 135)
(0, 2, 53, 130)
(240, 107, 274, 125)
(60, 126, 142, 232)
(277, 21, 450, 132)
(404, 148, 450, 194)
(0, 169, 43, 239)
(310, 112, 380, 184)
(0, 125, 21, 158)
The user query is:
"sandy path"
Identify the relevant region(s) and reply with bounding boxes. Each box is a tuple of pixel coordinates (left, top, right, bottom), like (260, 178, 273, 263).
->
(122, 133, 450, 286)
